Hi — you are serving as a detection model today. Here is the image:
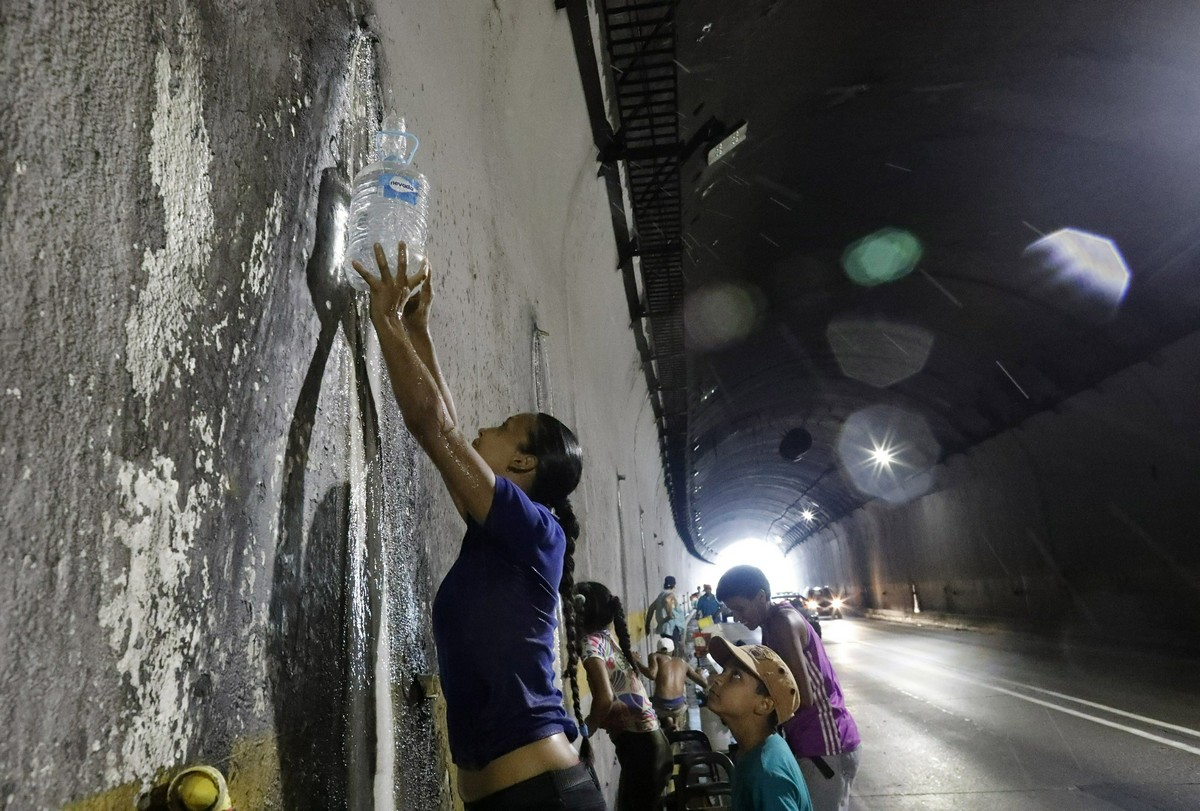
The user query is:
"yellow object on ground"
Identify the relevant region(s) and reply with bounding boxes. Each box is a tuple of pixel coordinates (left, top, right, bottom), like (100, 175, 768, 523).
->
(176, 773, 219, 809)
(168, 765, 232, 811)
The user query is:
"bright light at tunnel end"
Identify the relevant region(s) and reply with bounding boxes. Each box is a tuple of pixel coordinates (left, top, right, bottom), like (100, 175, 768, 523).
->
(718, 538, 799, 593)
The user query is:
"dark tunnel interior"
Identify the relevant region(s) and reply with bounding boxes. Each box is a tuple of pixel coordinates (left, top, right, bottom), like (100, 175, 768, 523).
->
(579, 0, 1200, 643)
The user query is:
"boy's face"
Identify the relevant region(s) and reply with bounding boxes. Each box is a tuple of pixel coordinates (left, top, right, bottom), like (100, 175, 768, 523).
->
(723, 589, 769, 630)
(707, 662, 772, 722)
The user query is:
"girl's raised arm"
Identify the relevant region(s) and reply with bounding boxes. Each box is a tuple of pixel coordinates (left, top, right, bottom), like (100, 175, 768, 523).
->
(354, 242, 493, 522)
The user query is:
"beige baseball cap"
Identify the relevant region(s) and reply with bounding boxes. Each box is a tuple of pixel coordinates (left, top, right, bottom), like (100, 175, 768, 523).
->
(709, 636, 801, 725)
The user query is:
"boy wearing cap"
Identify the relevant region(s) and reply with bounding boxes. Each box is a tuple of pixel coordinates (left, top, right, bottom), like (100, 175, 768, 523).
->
(708, 637, 813, 811)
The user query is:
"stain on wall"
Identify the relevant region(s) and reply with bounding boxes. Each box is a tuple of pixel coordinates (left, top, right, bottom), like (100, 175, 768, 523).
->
(0, 0, 398, 804)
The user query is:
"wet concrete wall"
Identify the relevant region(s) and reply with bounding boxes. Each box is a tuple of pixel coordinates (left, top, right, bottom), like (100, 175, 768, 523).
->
(792, 328, 1200, 644)
(0, 2, 709, 809)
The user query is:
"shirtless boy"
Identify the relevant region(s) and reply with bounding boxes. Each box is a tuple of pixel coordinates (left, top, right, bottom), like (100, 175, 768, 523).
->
(633, 637, 709, 731)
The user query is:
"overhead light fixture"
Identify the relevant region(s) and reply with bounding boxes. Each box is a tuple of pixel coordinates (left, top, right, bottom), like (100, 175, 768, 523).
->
(869, 444, 897, 469)
(706, 121, 748, 165)
(801, 509, 815, 522)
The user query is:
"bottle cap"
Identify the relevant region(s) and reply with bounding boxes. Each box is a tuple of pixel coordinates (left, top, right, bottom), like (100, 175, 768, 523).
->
(380, 112, 406, 134)
(375, 112, 419, 165)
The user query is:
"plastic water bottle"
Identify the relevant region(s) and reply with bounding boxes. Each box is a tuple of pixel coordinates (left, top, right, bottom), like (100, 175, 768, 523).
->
(345, 114, 429, 290)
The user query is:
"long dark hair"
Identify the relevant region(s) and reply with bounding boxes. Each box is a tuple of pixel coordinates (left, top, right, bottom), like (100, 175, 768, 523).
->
(575, 581, 636, 673)
(520, 414, 589, 752)
(521, 413, 583, 510)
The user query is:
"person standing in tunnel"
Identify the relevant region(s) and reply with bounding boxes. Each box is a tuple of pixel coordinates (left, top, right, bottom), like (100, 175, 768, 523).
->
(697, 583, 722, 624)
(354, 244, 606, 811)
(577, 581, 673, 811)
(661, 592, 689, 657)
(647, 575, 677, 641)
(716, 566, 860, 811)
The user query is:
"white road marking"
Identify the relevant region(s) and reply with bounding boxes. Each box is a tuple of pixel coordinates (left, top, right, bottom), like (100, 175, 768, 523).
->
(855, 638, 1200, 757)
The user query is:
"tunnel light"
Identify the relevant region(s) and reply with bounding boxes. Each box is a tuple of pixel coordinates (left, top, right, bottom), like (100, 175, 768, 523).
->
(837, 405, 940, 504)
(801, 509, 815, 522)
(869, 443, 897, 470)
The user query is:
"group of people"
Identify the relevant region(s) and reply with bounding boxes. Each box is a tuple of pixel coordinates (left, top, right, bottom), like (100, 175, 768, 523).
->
(647, 578, 725, 641)
(631, 567, 860, 811)
(714, 566, 861, 811)
(352, 242, 858, 811)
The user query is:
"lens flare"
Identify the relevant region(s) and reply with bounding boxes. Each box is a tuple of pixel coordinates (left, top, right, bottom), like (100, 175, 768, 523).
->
(841, 228, 923, 287)
(684, 282, 764, 350)
(837, 405, 940, 503)
(1023, 228, 1131, 323)
(827, 319, 933, 388)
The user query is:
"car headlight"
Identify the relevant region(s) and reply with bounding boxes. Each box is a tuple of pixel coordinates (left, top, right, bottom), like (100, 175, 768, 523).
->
(805, 600, 818, 610)
(831, 598, 844, 609)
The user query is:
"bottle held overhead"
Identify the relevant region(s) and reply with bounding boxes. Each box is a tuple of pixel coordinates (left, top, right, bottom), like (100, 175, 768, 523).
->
(346, 113, 430, 290)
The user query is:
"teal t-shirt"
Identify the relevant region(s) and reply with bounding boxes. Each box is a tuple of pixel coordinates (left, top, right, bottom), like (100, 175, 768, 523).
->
(731, 733, 813, 811)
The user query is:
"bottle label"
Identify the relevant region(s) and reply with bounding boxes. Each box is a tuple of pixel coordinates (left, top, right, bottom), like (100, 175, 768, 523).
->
(380, 174, 420, 204)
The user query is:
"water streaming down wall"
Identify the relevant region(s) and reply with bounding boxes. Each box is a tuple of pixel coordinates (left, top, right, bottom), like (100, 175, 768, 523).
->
(272, 23, 446, 810)
(259, 16, 447, 811)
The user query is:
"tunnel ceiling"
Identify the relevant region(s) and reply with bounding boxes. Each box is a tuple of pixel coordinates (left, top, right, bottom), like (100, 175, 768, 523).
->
(575, 0, 1200, 560)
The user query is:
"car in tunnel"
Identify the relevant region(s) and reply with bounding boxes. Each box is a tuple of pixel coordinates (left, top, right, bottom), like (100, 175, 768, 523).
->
(774, 592, 824, 637)
(804, 586, 846, 620)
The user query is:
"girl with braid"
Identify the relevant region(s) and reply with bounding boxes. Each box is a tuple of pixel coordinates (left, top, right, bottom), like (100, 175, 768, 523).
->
(577, 581, 672, 811)
(354, 243, 605, 811)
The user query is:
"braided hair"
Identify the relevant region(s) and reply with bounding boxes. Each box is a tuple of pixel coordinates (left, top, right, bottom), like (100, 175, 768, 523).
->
(554, 497, 589, 758)
(518, 414, 588, 755)
(576, 581, 636, 669)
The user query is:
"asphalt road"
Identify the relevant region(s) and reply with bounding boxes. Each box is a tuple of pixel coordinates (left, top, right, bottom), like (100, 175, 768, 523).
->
(818, 619, 1200, 810)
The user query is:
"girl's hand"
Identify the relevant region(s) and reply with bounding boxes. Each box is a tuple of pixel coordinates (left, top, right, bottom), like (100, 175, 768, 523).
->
(352, 242, 428, 325)
(403, 253, 434, 332)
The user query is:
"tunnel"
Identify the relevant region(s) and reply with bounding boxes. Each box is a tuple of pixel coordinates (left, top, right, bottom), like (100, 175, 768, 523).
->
(2, 1, 1199, 809)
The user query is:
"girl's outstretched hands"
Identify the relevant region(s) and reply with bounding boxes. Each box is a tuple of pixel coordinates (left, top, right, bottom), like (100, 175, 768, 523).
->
(403, 250, 435, 333)
(352, 241, 430, 326)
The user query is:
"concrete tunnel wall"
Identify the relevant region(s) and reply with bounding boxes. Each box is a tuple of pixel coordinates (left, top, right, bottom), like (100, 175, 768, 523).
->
(1, 2, 719, 809)
(791, 326, 1200, 644)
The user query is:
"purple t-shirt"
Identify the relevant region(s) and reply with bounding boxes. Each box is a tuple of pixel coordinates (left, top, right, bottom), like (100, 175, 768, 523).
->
(769, 602, 861, 758)
(431, 477, 578, 769)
